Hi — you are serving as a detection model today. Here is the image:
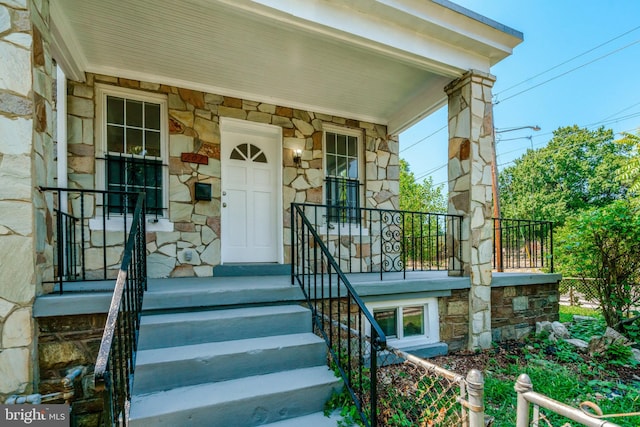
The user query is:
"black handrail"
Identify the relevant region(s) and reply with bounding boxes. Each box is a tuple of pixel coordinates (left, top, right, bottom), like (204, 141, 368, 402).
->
(291, 203, 463, 278)
(493, 217, 554, 272)
(39, 187, 143, 293)
(292, 203, 386, 427)
(94, 193, 147, 427)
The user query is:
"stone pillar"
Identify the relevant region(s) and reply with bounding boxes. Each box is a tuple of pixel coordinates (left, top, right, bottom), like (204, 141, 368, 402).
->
(0, 0, 55, 399)
(445, 70, 495, 350)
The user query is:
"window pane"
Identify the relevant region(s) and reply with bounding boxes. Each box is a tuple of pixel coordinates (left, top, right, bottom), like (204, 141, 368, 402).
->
(230, 148, 245, 161)
(325, 154, 336, 176)
(126, 99, 143, 128)
(126, 128, 143, 155)
(107, 125, 124, 153)
(127, 160, 145, 188)
(145, 103, 160, 130)
(374, 309, 397, 338)
(145, 130, 161, 157)
(326, 132, 336, 154)
(336, 134, 347, 156)
(347, 136, 357, 157)
(336, 157, 347, 177)
(107, 96, 124, 125)
(250, 144, 260, 159)
(254, 152, 267, 163)
(403, 306, 424, 337)
(348, 159, 358, 179)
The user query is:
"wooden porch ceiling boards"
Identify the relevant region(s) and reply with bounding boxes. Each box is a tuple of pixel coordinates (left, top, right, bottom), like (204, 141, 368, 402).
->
(50, 0, 522, 134)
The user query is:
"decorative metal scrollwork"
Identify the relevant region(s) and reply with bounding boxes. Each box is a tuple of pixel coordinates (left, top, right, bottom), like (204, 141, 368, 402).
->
(380, 211, 404, 272)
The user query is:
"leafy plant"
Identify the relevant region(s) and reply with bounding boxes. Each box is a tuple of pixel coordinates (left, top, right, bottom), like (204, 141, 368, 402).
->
(555, 200, 640, 331)
(604, 343, 634, 365)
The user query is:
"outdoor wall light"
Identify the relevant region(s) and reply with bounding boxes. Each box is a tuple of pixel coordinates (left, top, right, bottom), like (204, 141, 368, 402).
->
(293, 149, 302, 166)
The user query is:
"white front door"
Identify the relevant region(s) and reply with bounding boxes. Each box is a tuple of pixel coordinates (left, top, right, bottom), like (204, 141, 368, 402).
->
(220, 119, 282, 263)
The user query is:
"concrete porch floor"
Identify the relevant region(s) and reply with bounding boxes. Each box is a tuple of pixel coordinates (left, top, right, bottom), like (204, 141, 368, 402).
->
(33, 270, 561, 318)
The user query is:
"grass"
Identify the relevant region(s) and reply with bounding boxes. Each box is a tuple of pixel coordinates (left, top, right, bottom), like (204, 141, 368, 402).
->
(558, 304, 602, 322)
(484, 307, 640, 427)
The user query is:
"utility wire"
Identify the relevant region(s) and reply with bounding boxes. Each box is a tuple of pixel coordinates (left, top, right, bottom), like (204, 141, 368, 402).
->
(412, 112, 640, 184)
(496, 38, 640, 104)
(495, 25, 640, 97)
(400, 124, 447, 153)
(496, 123, 639, 162)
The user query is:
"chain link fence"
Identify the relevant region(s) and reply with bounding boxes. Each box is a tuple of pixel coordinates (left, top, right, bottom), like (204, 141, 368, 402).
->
(559, 277, 599, 308)
(372, 348, 480, 427)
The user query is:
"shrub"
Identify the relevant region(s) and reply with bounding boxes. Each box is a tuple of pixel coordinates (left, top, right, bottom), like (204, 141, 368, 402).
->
(556, 200, 640, 332)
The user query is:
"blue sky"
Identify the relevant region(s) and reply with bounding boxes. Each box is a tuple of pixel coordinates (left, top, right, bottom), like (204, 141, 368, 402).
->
(399, 0, 640, 187)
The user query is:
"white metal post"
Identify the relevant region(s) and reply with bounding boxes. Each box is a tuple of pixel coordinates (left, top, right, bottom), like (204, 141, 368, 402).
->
(515, 373, 533, 427)
(466, 369, 485, 427)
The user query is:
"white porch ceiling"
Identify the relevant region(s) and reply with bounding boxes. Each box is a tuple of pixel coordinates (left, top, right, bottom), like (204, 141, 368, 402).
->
(50, 0, 522, 134)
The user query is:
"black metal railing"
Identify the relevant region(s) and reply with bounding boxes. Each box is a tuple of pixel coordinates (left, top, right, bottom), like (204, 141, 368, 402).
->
(94, 193, 147, 427)
(291, 203, 386, 426)
(102, 154, 165, 218)
(493, 218, 554, 273)
(291, 203, 463, 278)
(40, 187, 148, 293)
(325, 177, 360, 224)
(55, 209, 79, 284)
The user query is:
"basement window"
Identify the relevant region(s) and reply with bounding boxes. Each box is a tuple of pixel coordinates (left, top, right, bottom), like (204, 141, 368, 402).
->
(367, 298, 439, 346)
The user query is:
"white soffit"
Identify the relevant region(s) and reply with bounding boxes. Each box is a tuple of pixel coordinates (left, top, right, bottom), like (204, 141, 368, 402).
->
(50, 0, 522, 134)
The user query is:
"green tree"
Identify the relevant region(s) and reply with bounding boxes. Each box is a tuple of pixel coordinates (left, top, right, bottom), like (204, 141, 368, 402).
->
(555, 200, 640, 331)
(617, 131, 640, 199)
(499, 126, 631, 225)
(399, 159, 448, 268)
(399, 159, 446, 213)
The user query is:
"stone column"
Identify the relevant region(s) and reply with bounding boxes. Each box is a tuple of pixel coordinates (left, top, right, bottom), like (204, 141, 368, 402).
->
(0, 0, 55, 399)
(445, 70, 495, 350)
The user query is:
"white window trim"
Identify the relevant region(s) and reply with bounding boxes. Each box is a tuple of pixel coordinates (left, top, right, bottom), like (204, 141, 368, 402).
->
(323, 124, 365, 233)
(366, 298, 440, 348)
(92, 84, 172, 232)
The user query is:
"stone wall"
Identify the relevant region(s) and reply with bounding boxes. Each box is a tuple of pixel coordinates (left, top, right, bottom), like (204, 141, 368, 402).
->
(38, 314, 106, 427)
(438, 289, 470, 352)
(0, 0, 55, 400)
(445, 70, 496, 350)
(491, 283, 559, 342)
(66, 73, 399, 279)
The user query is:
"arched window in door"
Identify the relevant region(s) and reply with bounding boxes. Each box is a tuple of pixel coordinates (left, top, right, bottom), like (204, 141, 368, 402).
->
(229, 143, 267, 163)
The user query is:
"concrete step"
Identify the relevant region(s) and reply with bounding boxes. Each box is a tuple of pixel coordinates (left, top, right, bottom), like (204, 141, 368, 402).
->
(133, 333, 327, 394)
(137, 304, 311, 350)
(213, 263, 291, 277)
(129, 366, 342, 427)
(143, 275, 304, 311)
(262, 411, 346, 426)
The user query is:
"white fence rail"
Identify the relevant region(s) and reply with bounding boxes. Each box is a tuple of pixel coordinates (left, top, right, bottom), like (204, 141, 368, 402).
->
(515, 373, 622, 427)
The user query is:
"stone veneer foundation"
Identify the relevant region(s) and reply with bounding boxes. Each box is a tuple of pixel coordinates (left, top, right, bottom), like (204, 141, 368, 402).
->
(65, 73, 399, 280)
(0, 0, 56, 400)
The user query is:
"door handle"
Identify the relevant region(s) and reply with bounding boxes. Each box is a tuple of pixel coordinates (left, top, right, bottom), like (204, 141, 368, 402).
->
(222, 191, 227, 196)
(223, 202, 227, 208)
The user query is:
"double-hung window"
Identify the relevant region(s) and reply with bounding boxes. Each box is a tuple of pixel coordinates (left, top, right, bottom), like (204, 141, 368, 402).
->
(97, 85, 167, 217)
(324, 127, 361, 224)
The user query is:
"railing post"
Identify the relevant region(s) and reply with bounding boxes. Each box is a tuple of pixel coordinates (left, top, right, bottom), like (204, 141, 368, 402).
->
(515, 373, 533, 427)
(466, 369, 485, 427)
(549, 222, 554, 273)
(370, 331, 379, 427)
(290, 205, 295, 285)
